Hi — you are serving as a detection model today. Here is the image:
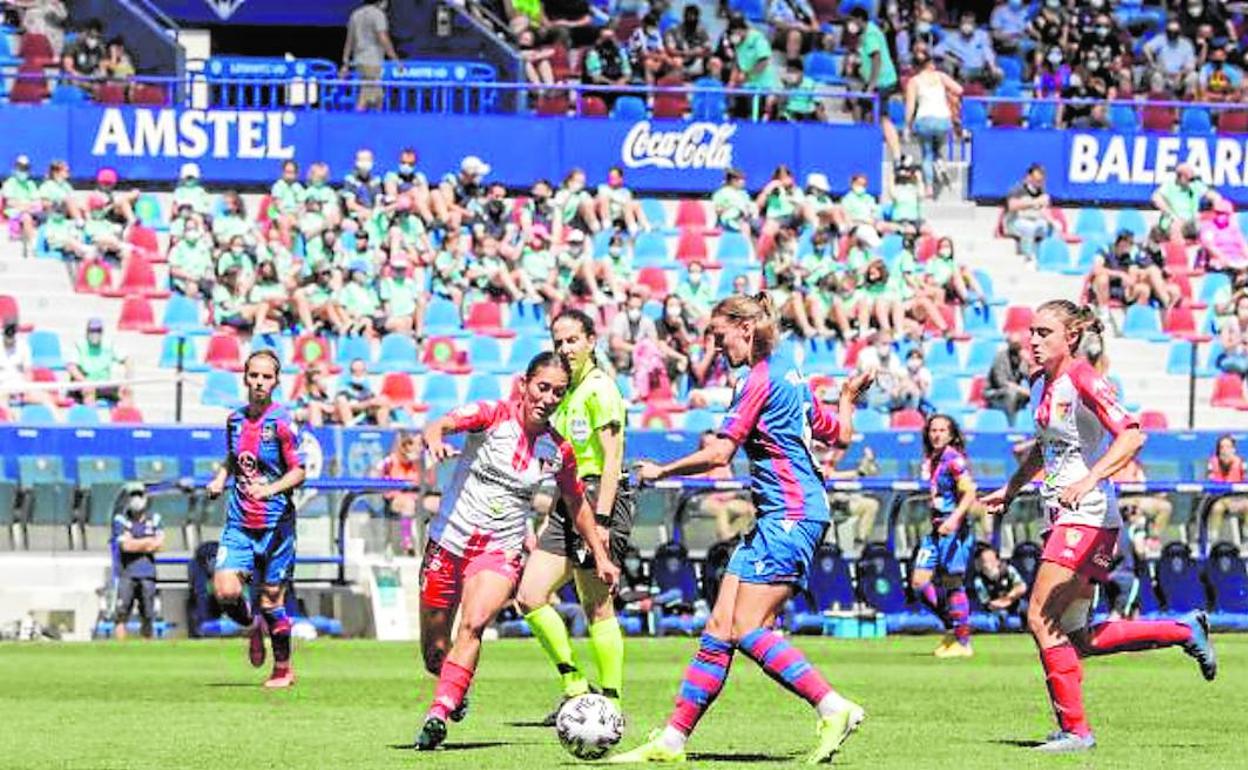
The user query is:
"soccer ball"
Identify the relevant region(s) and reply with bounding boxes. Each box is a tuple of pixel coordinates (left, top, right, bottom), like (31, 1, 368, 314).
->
(554, 693, 625, 760)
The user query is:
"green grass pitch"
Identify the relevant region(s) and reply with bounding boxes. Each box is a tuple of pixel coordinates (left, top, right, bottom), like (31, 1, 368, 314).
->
(2, 634, 1244, 769)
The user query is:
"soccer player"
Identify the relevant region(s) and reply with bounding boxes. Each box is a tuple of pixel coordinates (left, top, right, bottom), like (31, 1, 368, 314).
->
(414, 352, 619, 750)
(612, 293, 874, 764)
(516, 309, 633, 721)
(911, 413, 977, 658)
(980, 300, 1216, 753)
(206, 350, 307, 688)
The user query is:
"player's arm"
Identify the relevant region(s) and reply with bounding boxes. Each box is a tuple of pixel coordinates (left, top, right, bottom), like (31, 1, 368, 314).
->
(1060, 364, 1144, 507)
(639, 433, 737, 481)
(423, 401, 499, 462)
(809, 370, 875, 447)
(982, 441, 1043, 514)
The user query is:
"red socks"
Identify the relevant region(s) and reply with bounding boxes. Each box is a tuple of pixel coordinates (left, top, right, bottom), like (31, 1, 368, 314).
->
(1040, 644, 1090, 737)
(428, 659, 473, 721)
(1082, 620, 1192, 656)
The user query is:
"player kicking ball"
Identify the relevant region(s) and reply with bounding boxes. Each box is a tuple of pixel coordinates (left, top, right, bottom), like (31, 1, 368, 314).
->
(206, 350, 307, 688)
(613, 294, 873, 764)
(414, 352, 619, 751)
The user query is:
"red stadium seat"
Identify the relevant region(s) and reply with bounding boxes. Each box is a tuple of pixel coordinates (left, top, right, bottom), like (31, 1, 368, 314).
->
(842, 337, 868, 369)
(0, 294, 33, 331)
(1002, 305, 1034, 335)
(292, 334, 336, 371)
(380, 372, 420, 410)
(464, 301, 515, 338)
(636, 266, 669, 296)
(1211, 373, 1248, 409)
(130, 83, 168, 106)
(916, 234, 938, 262)
(1138, 410, 1169, 431)
(639, 405, 674, 430)
(990, 102, 1023, 128)
(95, 81, 127, 105)
(1218, 110, 1248, 134)
(1171, 272, 1196, 306)
(675, 230, 707, 263)
(9, 65, 48, 103)
(890, 408, 925, 430)
(117, 295, 167, 334)
(32, 366, 72, 407)
(109, 405, 144, 424)
(1163, 305, 1200, 339)
(1164, 242, 1190, 274)
(967, 375, 987, 407)
(125, 225, 160, 261)
(536, 94, 570, 116)
(581, 96, 608, 117)
(1142, 104, 1176, 132)
(204, 332, 244, 371)
(613, 14, 642, 40)
(674, 199, 708, 231)
(18, 33, 55, 67)
(0, 404, 9, 422)
(102, 255, 171, 299)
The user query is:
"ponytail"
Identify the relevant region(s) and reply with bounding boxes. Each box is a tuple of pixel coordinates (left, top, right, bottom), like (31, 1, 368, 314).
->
(1037, 299, 1104, 355)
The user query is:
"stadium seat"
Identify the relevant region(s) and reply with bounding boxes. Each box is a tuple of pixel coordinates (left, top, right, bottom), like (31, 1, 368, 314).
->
(77, 455, 124, 547)
(579, 95, 608, 117)
(65, 404, 101, 426)
(374, 333, 423, 374)
(73, 259, 113, 294)
(117, 296, 167, 335)
(964, 339, 999, 376)
(674, 199, 709, 231)
(690, 87, 727, 121)
(535, 93, 570, 116)
(961, 305, 1001, 342)
(506, 335, 546, 371)
(134, 194, 165, 230)
(421, 376, 461, 415)
(203, 332, 244, 371)
(924, 340, 962, 376)
(651, 541, 704, 635)
(423, 298, 464, 337)
(1205, 543, 1248, 624)
(201, 370, 242, 408)
(0, 295, 30, 331)
(1218, 109, 1248, 134)
(716, 231, 752, 263)
(1163, 305, 1200, 339)
(854, 409, 886, 432)
(95, 81, 126, 105)
(973, 409, 1011, 433)
(1155, 542, 1207, 613)
(293, 334, 335, 371)
(611, 96, 647, 120)
(1109, 103, 1140, 132)
(468, 336, 509, 374)
(640, 199, 669, 232)
(633, 232, 671, 266)
(636, 266, 670, 296)
(1009, 541, 1043, 599)
(1210, 373, 1248, 409)
(134, 455, 180, 484)
(929, 376, 964, 411)
(890, 408, 924, 431)
(333, 334, 372, 369)
(101, 255, 170, 299)
(109, 405, 143, 424)
(1114, 209, 1148, 239)
(17, 32, 54, 66)
(464, 301, 514, 338)
(18, 403, 56, 424)
(422, 336, 471, 375)
(28, 330, 64, 370)
(856, 543, 907, 614)
(1199, 272, 1230, 306)
(465, 376, 502, 403)
(1027, 99, 1056, 129)
(788, 544, 857, 633)
(1121, 305, 1168, 342)
(803, 51, 841, 85)
(1141, 104, 1176, 132)
(1180, 107, 1213, 134)
(989, 101, 1023, 128)
(803, 337, 844, 375)
(674, 231, 707, 266)
(1001, 305, 1033, 335)
(1073, 208, 1108, 240)
(1165, 340, 1214, 378)
(1138, 410, 1168, 431)
(961, 100, 988, 131)
(379, 372, 418, 410)
(161, 294, 210, 336)
(1036, 237, 1071, 272)
(682, 409, 718, 433)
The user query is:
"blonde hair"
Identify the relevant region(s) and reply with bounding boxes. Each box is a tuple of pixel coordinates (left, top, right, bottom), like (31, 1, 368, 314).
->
(712, 292, 779, 361)
(1037, 299, 1104, 355)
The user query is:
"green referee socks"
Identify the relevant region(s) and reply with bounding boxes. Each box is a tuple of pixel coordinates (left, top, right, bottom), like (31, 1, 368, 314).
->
(525, 605, 589, 697)
(589, 616, 624, 703)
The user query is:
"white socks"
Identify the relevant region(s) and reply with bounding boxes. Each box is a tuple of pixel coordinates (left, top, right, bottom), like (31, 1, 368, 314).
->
(659, 725, 688, 752)
(816, 691, 856, 719)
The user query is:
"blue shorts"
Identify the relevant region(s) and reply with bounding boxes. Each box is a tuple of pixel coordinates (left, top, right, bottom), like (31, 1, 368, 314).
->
(215, 521, 296, 586)
(727, 517, 827, 591)
(914, 527, 974, 577)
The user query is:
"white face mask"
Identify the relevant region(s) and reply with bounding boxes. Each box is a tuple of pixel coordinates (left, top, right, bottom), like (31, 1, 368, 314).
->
(627, 308, 642, 321)
(128, 496, 146, 513)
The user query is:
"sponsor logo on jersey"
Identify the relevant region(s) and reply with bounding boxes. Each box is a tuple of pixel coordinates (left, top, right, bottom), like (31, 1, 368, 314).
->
(570, 416, 591, 443)
(261, 423, 275, 442)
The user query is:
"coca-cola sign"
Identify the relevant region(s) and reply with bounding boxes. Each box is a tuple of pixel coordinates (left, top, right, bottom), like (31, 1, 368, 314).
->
(621, 121, 736, 170)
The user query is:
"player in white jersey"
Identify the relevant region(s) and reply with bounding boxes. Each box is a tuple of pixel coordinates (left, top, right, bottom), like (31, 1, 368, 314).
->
(413, 352, 620, 751)
(982, 300, 1216, 754)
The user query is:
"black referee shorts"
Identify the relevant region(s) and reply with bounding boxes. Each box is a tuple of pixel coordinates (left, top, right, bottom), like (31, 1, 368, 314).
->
(535, 475, 635, 569)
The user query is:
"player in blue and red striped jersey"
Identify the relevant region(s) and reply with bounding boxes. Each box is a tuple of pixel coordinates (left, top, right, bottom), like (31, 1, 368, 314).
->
(206, 350, 307, 689)
(911, 413, 977, 658)
(614, 293, 874, 765)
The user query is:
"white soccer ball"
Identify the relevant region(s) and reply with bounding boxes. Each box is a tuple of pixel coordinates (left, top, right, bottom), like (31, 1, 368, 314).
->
(554, 693, 625, 760)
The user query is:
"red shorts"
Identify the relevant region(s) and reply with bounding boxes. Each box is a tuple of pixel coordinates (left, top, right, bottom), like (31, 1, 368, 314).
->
(1041, 524, 1119, 583)
(419, 539, 522, 610)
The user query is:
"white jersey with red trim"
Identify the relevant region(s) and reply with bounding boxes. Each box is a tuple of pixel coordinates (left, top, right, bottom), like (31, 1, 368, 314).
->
(1032, 360, 1139, 531)
(430, 399, 584, 557)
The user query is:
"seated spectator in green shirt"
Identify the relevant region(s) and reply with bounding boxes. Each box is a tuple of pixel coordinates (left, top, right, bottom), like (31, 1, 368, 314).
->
(294, 264, 350, 335)
(778, 60, 822, 122)
(674, 260, 715, 327)
(600, 230, 636, 300)
(168, 220, 215, 298)
(1152, 163, 1223, 241)
(885, 157, 926, 237)
(431, 230, 469, 308)
(803, 172, 848, 237)
(216, 235, 257, 285)
(583, 28, 633, 110)
(712, 168, 759, 238)
(172, 163, 213, 218)
(212, 191, 254, 249)
(596, 166, 649, 236)
(840, 173, 880, 229)
(248, 258, 293, 332)
(43, 202, 92, 262)
(335, 357, 391, 427)
(38, 159, 83, 221)
(67, 318, 131, 405)
(212, 267, 269, 334)
(378, 253, 425, 335)
(336, 261, 384, 336)
(2, 155, 41, 256)
(519, 226, 560, 306)
(269, 160, 305, 223)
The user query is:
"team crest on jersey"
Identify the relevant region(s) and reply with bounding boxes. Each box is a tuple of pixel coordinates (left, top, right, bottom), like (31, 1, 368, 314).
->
(1065, 528, 1084, 547)
(1054, 401, 1070, 422)
(534, 435, 561, 474)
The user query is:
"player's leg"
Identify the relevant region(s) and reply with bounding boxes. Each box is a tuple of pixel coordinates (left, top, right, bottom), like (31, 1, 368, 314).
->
(212, 527, 258, 631)
(935, 533, 974, 657)
(517, 527, 588, 702)
(574, 567, 624, 704)
(1027, 558, 1096, 751)
(910, 533, 949, 648)
(259, 524, 297, 688)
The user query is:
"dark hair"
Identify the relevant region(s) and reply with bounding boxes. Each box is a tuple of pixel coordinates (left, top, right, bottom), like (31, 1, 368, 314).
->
(850, 7, 869, 21)
(551, 308, 597, 341)
(1027, 163, 1046, 176)
(245, 349, 281, 375)
(922, 413, 967, 460)
(525, 350, 570, 380)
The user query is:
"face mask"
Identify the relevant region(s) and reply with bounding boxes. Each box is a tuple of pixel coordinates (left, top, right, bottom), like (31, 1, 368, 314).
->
(1084, 340, 1103, 358)
(1045, 0, 1059, 8)
(608, 176, 623, 189)
(907, 360, 921, 372)
(353, 272, 368, 284)
(938, 248, 953, 258)
(846, 22, 860, 36)
(1188, 5, 1203, 16)
(128, 496, 146, 513)
(1047, 50, 1063, 65)
(916, 20, 931, 34)
(231, 245, 244, 255)
(1008, 0, 1022, 8)
(13, 169, 27, 180)
(876, 344, 890, 357)
(1025, 182, 1041, 194)
(398, 163, 414, 175)
(852, 184, 866, 194)
(356, 161, 373, 175)
(1086, 58, 1100, 71)
(1167, 28, 1180, 40)
(185, 230, 200, 242)
(1214, 59, 1226, 69)
(1095, 26, 1109, 38)
(689, 272, 702, 284)
(1216, 215, 1231, 227)
(960, 24, 973, 36)
(627, 308, 642, 321)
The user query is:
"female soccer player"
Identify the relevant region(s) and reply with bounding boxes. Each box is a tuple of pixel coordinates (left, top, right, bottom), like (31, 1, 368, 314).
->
(912, 413, 977, 658)
(611, 293, 874, 764)
(205, 350, 307, 688)
(516, 309, 632, 721)
(414, 352, 618, 751)
(980, 300, 1216, 753)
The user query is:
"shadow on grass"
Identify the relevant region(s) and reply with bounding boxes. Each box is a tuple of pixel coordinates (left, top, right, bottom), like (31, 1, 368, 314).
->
(687, 752, 791, 763)
(506, 720, 553, 728)
(204, 682, 258, 688)
(389, 741, 511, 751)
(989, 738, 1045, 748)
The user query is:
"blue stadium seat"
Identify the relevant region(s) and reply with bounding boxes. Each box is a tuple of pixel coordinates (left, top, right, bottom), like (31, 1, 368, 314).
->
(651, 541, 704, 634)
(506, 335, 545, 370)
(508, 302, 547, 335)
(374, 333, 422, 374)
(962, 100, 988, 131)
(1109, 103, 1140, 132)
(469, 336, 508, 374)
(1073, 208, 1108, 239)
(1155, 542, 1207, 613)
(1121, 305, 1168, 342)
(878, 233, 904, 261)
(1009, 541, 1043, 599)
(50, 83, 87, 104)
(925, 340, 962, 376)
(962, 305, 1004, 340)
(973, 409, 1011, 432)
(690, 86, 727, 121)
(730, 0, 766, 22)
(28, 330, 64, 370)
(424, 298, 465, 337)
(639, 198, 668, 232)
(1205, 543, 1248, 626)
(465, 376, 501, 402)
(157, 335, 208, 372)
(964, 338, 999, 376)
(929, 376, 964, 410)
(803, 51, 843, 85)
(1166, 341, 1215, 378)
(1014, 409, 1035, 432)
(334, 334, 373, 369)
(633, 232, 671, 264)
(857, 543, 907, 614)
(611, 96, 648, 120)
(162, 294, 211, 336)
(422, 376, 460, 412)
(1027, 100, 1057, 129)
(854, 409, 886, 432)
(973, 270, 1006, 306)
(1074, 238, 1107, 273)
(999, 56, 1024, 84)
(201, 370, 243, 408)
(803, 337, 844, 375)
(19, 403, 57, 424)
(1115, 209, 1148, 239)
(1199, 272, 1230, 306)
(65, 404, 101, 426)
(1037, 237, 1071, 272)
(789, 544, 857, 633)
(716, 232, 752, 263)
(1180, 107, 1213, 134)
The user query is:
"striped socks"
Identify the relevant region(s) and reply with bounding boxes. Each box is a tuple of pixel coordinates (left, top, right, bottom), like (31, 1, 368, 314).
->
(669, 633, 734, 737)
(738, 627, 833, 707)
(948, 588, 971, 646)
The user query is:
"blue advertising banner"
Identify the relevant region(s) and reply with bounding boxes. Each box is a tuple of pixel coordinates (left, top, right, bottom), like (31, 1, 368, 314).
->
(150, 0, 360, 26)
(970, 128, 1248, 205)
(0, 106, 883, 195)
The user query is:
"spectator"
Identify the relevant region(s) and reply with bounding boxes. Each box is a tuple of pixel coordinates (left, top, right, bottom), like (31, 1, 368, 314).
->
(168, 218, 214, 299)
(1180, 0, 1236, 45)
(248, 257, 294, 333)
(935, 11, 1001, 87)
(1078, 11, 1132, 93)
(905, 48, 961, 199)
(1003, 163, 1056, 263)
(608, 285, 658, 378)
(0, 318, 54, 411)
(665, 4, 711, 79)
(554, 168, 599, 236)
(655, 294, 697, 387)
(341, 148, 383, 227)
(383, 148, 438, 227)
(807, 253, 855, 341)
(803, 173, 844, 236)
(1198, 44, 1243, 102)
(212, 267, 267, 335)
(292, 365, 340, 427)
(542, 0, 596, 48)
(519, 226, 561, 307)
(1153, 163, 1222, 242)
(972, 545, 1027, 626)
(755, 164, 808, 242)
(267, 160, 304, 243)
(1208, 269, 1248, 327)
(983, 335, 1031, 423)
(692, 432, 755, 542)
(67, 318, 131, 406)
(173, 162, 213, 218)
(336, 260, 384, 336)
(886, 156, 926, 235)
(687, 328, 738, 409)
(341, 0, 400, 112)
(1200, 200, 1248, 273)
(901, 347, 934, 413)
(597, 230, 635, 300)
(38, 159, 80, 221)
(674, 260, 715, 327)
(711, 167, 759, 238)
(840, 172, 880, 230)
(469, 233, 526, 303)
(763, 226, 819, 338)
(335, 357, 391, 427)
(989, 0, 1031, 57)
(378, 253, 425, 335)
(776, 59, 822, 122)
(17, 0, 68, 58)
(1089, 231, 1148, 313)
(42, 199, 90, 261)
(822, 444, 881, 549)
(62, 18, 105, 86)
(520, 178, 557, 238)
(726, 14, 779, 120)
(102, 35, 136, 87)
(856, 330, 916, 412)
(303, 162, 342, 229)
(1103, 526, 1141, 621)
(1113, 455, 1172, 557)
(1216, 295, 1248, 377)
(557, 228, 605, 303)
(373, 430, 438, 556)
(925, 236, 985, 306)
(111, 483, 163, 640)
(294, 264, 350, 335)
(629, 10, 677, 86)
(765, 0, 818, 63)
(1032, 45, 1071, 98)
(516, 27, 558, 87)
(92, 167, 138, 228)
(1143, 18, 1198, 97)
(846, 6, 901, 161)
(1059, 52, 1114, 130)
(583, 26, 632, 109)
(893, 4, 941, 72)
(1026, 0, 1070, 74)
(439, 155, 490, 233)
(595, 166, 648, 235)
(2, 155, 40, 258)
(1206, 435, 1248, 545)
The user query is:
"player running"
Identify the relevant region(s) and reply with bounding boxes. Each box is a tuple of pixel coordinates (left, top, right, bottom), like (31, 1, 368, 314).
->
(912, 414, 977, 658)
(414, 352, 619, 751)
(980, 300, 1216, 753)
(206, 350, 307, 688)
(516, 309, 633, 721)
(612, 293, 873, 765)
